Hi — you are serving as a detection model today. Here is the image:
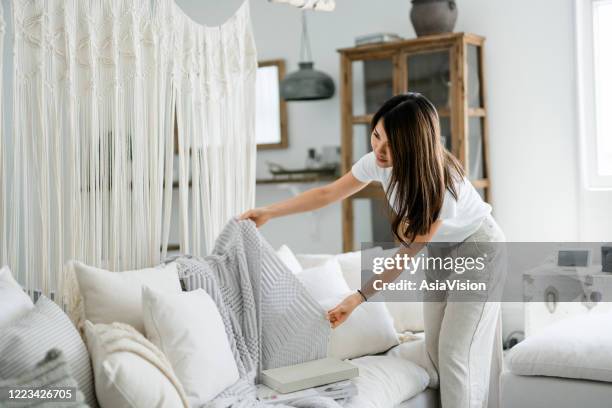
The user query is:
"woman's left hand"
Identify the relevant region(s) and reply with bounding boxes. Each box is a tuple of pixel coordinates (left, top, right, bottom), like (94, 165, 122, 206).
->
(326, 292, 364, 328)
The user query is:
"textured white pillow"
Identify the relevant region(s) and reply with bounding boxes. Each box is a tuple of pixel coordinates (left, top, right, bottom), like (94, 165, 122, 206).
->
(0, 266, 34, 328)
(507, 311, 612, 382)
(72, 261, 181, 333)
(142, 287, 239, 406)
(345, 355, 429, 408)
(84, 320, 188, 408)
(296, 259, 350, 302)
(297, 259, 398, 359)
(276, 245, 303, 274)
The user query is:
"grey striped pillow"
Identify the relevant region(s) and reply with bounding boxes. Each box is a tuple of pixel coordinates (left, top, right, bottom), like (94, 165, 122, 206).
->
(0, 296, 97, 407)
(0, 348, 88, 407)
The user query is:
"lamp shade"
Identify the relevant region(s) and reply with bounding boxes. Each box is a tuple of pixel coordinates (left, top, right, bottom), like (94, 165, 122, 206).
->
(280, 62, 335, 101)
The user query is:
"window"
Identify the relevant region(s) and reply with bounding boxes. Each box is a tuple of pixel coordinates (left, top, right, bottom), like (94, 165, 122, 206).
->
(576, 0, 612, 188)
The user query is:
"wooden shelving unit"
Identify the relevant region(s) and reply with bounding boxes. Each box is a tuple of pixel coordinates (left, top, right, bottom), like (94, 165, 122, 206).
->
(338, 32, 492, 251)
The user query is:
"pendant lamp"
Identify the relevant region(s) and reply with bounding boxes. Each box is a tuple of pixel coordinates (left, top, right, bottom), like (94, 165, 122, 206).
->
(280, 11, 335, 101)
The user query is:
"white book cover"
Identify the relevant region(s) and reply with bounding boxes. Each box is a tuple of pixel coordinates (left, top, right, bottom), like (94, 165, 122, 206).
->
(261, 357, 359, 394)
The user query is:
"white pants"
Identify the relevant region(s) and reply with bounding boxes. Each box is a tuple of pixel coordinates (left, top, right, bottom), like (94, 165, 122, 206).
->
(424, 216, 506, 408)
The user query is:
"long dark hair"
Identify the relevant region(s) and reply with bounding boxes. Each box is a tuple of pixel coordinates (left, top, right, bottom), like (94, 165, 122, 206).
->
(371, 93, 465, 244)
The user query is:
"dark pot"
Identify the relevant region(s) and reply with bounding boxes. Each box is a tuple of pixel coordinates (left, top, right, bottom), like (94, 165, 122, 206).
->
(410, 0, 458, 37)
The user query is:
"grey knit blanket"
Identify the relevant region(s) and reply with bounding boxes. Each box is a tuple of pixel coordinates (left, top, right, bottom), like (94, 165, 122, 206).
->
(173, 219, 341, 408)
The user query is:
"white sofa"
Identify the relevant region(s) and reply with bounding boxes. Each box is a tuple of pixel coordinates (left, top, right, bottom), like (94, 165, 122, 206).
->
(1, 250, 441, 408)
(502, 310, 612, 408)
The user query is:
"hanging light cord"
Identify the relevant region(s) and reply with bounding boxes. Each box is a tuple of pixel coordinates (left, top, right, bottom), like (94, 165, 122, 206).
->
(299, 11, 313, 62)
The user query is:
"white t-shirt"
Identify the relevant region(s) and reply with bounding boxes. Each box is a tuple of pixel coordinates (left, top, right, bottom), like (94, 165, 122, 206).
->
(351, 152, 491, 242)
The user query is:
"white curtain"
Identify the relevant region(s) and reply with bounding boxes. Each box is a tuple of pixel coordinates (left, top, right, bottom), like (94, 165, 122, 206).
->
(4, 0, 256, 301)
(0, 2, 5, 266)
(156, 0, 257, 256)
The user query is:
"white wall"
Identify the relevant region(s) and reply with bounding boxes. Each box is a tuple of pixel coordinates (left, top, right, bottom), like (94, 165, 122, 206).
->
(178, 0, 612, 251)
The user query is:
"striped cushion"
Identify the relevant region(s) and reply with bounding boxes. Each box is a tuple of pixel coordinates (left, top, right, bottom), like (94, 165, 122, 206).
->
(0, 348, 88, 407)
(0, 296, 97, 407)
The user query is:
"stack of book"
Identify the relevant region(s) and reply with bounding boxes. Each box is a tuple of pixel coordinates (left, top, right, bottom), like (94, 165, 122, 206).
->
(257, 380, 357, 405)
(257, 357, 359, 405)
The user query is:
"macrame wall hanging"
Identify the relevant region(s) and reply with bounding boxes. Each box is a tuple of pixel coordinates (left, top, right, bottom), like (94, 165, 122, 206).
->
(0, 2, 5, 266)
(2, 0, 257, 303)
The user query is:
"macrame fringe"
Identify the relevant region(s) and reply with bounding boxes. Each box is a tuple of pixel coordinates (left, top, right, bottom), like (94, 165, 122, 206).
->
(3, 0, 257, 314)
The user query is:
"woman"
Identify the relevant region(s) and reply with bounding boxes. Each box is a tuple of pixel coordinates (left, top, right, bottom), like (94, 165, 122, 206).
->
(241, 93, 506, 408)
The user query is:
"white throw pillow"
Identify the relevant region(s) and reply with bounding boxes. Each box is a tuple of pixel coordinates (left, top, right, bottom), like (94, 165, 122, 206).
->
(507, 311, 612, 382)
(385, 302, 425, 333)
(297, 259, 398, 359)
(142, 287, 239, 406)
(386, 336, 438, 388)
(295, 253, 334, 270)
(276, 245, 303, 274)
(84, 320, 188, 408)
(0, 265, 34, 328)
(298, 249, 425, 333)
(321, 296, 399, 360)
(72, 261, 181, 333)
(344, 355, 429, 408)
(296, 259, 350, 303)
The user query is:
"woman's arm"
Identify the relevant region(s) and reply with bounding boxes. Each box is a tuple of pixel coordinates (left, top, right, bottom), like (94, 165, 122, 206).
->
(327, 219, 442, 328)
(240, 172, 367, 227)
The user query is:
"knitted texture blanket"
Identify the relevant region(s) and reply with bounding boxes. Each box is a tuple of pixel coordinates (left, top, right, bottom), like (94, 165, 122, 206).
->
(173, 219, 341, 408)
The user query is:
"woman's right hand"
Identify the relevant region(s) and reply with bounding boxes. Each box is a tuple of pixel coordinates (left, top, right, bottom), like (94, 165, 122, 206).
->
(239, 207, 273, 228)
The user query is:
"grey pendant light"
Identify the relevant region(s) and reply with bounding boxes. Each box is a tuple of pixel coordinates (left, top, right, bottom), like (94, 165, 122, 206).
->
(281, 11, 335, 101)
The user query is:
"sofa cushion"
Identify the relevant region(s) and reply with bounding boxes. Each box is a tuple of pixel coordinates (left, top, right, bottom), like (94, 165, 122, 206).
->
(276, 245, 303, 274)
(345, 355, 429, 408)
(321, 297, 399, 360)
(296, 258, 350, 302)
(72, 261, 181, 333)
(0, 265, 34, 328)
(0, 296, 97, 407)
(142, 286, 239, 405)
(84, 320, 188, 408)
(297, 248, 425, 333)
(297, 259, 398, 359)
(507, 311, 612, 382)
(0, 348, 88, 407)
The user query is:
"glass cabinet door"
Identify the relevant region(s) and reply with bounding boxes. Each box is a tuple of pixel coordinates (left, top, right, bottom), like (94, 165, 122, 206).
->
(352, 59, 394, 117)
(406, 50, 451, 110)
(405, 50, 452, 150)
(467, 44, 488, 188)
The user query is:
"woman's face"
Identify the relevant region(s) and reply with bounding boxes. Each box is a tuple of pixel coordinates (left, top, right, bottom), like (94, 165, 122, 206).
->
(371, 120, 392, 168)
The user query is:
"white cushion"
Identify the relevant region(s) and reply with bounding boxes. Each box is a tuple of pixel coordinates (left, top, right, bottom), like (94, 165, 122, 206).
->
(142, 287, 239, 405)
(297, 259, 398, 360)
(276, 245, 303, 274)
(321, 296, 399, 360)
(0, 265, 34, 328)
(84, 320, 187, 408)
(344, 355, 429, 408)
(72, 261, 181, 333)
(295, 253, 334, 270)
(296, 259, 350, 303)
(507, 311, 612, 382)
(297, 250, 425, 333)
(385, 302, 425, 333)
(386, 336, 438, 388)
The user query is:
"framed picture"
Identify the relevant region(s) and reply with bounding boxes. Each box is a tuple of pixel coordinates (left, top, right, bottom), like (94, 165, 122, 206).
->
(256, 59, 289, 150)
